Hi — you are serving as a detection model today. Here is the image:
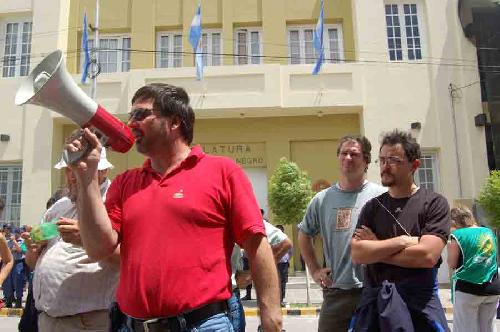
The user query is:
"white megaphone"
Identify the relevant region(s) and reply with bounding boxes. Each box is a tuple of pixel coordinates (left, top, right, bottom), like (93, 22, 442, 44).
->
(15, 49, 135, 162)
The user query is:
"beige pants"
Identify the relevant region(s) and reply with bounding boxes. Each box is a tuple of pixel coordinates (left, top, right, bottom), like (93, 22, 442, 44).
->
(38, 310, 109, 332)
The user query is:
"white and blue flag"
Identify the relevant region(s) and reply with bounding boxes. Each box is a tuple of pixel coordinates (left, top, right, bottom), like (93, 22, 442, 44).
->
(189, 4, 203, 80)
(312, 0, 324, 75)
(80, 12, 91, 84)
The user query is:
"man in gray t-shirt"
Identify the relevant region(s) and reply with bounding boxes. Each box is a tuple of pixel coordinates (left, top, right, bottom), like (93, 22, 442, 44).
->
(298, 135, 385, 332)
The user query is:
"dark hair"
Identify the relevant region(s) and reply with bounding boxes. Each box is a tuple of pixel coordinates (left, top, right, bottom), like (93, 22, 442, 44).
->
(132, 83, 195, 145)
(276, 224, 285, 232)
(336, 135, 372, 164)
(46, 188, 69, 210)
(380, 129, 421, 162)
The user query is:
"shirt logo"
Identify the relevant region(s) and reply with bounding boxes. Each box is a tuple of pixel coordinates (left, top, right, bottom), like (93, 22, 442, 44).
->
(173, 189, 184, 199)
(336, 208, 352, 230)
(395, 207, 403, 214)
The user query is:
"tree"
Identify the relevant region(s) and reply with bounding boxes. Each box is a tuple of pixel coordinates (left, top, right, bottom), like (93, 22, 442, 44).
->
(268, 157, 314, 225)
(478, 170, 500, 229)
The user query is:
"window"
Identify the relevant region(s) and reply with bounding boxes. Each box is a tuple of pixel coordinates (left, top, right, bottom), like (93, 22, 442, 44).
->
(416, 153, 439, 192)
(82, 36, 131, 74)
(200, 30, 222, 66)
(234, 29, 262, 65)
(2, 21, 32, 77)
(288, 25, 343, 65)
(0, 165, 22, 225)
(385, 3, 423, 61)
(156, 32, 183, 68)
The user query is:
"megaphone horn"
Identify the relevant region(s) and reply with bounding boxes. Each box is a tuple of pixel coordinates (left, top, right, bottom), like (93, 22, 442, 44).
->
(15, 49, 135, 157)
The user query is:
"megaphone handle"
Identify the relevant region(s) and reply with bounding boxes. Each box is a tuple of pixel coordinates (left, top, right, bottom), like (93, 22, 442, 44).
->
(62, 144, 92, 165)
(61, 127, 110, 165)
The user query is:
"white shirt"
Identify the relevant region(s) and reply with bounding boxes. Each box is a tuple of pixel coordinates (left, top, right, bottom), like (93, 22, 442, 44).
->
(33, 179, 119, 317)
(231, 220, 289, 288)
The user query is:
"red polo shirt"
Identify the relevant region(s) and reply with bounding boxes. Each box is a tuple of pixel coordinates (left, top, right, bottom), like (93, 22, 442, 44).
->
(105, 146, 265, 318)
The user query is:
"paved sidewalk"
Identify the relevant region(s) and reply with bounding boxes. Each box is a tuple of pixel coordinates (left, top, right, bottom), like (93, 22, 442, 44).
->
(241, 276, 454, 316)
(0, 280, 454, 317)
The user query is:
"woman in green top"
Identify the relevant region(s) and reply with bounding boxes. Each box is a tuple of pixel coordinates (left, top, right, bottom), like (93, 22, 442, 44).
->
(447, 206, 500, 332)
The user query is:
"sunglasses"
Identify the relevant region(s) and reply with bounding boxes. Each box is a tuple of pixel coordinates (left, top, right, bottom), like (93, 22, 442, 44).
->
(128, 108, 154, 122)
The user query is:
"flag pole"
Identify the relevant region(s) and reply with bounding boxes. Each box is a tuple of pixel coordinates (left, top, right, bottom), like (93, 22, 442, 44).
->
(91, 0, 100, 99)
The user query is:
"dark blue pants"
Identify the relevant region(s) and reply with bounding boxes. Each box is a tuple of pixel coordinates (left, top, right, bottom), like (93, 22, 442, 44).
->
(2, 260, 25, 300)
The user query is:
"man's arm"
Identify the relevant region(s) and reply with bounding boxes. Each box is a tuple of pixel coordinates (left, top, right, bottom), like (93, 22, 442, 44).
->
(271, 238, 292, 261)
(69, 129, 119, 260)
(243, 234, 282, 332)
(382, 235, 446, 268)
(298, 230, 332, 288)
(447, 239, 460, 270)
(351, 234, 417, 265)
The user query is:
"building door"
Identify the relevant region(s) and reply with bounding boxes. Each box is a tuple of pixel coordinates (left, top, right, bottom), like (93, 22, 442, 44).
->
(243, 167, 268, 217)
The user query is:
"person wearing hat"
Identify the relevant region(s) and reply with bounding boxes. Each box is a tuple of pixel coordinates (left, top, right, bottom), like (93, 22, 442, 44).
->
(24, 147, 120, 332)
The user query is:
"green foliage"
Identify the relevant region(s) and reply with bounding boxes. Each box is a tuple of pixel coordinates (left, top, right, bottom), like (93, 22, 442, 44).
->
(268, 157, 314, 225)
(478, 171, 500, 229)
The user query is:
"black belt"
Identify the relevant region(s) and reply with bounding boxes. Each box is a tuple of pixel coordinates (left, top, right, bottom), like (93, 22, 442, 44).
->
(128, 301, 228, 332)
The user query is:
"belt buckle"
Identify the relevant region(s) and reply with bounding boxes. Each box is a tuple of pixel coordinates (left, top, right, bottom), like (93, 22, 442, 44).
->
(142, 318, 160, 332)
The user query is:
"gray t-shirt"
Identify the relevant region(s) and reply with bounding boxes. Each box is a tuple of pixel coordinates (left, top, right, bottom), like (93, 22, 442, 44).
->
(298, 181, 386, 289)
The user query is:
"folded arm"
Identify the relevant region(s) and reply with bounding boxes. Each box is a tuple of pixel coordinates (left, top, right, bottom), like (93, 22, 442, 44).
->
(381, 235, 446, 268)
(351, 234, 417, 265)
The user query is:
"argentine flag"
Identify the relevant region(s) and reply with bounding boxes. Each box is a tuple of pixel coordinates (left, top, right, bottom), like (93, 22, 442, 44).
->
(189, 4, 203, 80)
(312, 0, 324, 75)
(80, 12, 91, 84)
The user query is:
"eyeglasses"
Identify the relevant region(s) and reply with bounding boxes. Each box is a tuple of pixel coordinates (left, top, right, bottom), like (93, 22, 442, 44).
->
(375, 156, 405, 166)
(128, 108, 154, 122)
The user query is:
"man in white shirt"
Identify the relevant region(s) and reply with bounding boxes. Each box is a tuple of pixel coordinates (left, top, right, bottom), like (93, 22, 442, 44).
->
(25, 148, 119, 332)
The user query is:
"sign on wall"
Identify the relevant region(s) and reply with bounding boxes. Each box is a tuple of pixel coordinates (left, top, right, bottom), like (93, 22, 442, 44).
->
(199, 143, 266, 167)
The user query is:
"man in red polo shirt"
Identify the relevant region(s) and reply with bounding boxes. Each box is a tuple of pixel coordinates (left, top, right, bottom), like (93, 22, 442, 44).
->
(67, 83, 282, 332)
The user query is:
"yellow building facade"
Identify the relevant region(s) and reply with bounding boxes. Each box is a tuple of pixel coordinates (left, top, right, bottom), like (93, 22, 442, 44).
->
(0, 0, 489, 280)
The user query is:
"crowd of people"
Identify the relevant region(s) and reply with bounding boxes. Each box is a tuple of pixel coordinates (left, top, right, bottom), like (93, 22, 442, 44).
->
(0, 83, 498, 332)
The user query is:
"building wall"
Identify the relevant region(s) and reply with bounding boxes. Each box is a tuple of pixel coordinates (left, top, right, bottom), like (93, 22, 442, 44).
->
(65, 0, 356, 71)
(0, 0, 489, 282)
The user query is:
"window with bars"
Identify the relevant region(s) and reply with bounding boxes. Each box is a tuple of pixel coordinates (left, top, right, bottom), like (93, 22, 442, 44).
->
(416, 153, 439, 192)
(82, 36, 131, 74)
(288, 25, 343, 65)
(2, 21, 32, 77)
(0, 165, 22, 225)
(385, 3, 423, 61)
(234, 29, 262, 65)
(156, 32, 183, 68)
(200, 30, 222, 66)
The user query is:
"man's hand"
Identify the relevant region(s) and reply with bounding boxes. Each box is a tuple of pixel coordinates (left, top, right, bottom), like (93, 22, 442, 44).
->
(21, 232, 47, 269)
(354, 226, 378, 241)
(353, 226, 418, 248)
(312, 268, 333, 289)
(57, 218, 82, 246)
(65, 128, 101, 186)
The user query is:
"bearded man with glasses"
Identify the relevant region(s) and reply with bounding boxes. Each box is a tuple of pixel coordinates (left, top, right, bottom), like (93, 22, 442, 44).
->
(66, 83, 282, 332)
(351, 129, 450, 331)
